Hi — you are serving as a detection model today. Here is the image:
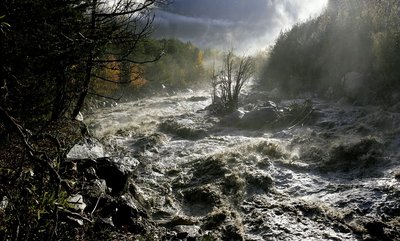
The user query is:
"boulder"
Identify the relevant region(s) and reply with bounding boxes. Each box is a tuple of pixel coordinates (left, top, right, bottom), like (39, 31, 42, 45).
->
(173, 225, 201, 240)
(84, 179, 107, 198)
(240, 107, 278, 129)
(220, 110, 245, 126)
(111, 195, 148, 234)
(67, 138, 105, 160)
(96, 157, 139, 195)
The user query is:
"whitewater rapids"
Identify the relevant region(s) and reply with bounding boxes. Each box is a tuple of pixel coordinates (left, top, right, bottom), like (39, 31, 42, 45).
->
(85, 89, 400, 241)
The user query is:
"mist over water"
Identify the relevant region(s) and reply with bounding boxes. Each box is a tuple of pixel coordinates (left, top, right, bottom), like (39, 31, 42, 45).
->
(153, 0, 328, 53)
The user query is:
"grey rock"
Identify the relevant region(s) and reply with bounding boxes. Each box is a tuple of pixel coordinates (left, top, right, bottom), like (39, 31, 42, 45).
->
(96, 157, 139, 195)
(173, 225, 201, 239)
(240, 107, 278, 128)
(220, 110, 245, 125)
(67, 138, 105, 160)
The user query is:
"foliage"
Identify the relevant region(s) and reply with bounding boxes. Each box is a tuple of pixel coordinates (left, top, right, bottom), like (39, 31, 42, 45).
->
(145, 39, 205, 89)
(0, 0, 166, 129)
(89, 38, 209, 99)
(260, 0, 400, 104)
(211, 50, 254, 113)
(135, 38, 208, 92)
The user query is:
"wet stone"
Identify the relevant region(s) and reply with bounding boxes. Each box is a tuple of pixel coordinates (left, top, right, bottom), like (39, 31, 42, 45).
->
(96, 157, 138, 195)
(240, 107, 279, 129)
(173, 225, 201, 240)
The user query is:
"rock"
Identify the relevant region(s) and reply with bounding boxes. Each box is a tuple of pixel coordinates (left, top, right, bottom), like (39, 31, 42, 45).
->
(202, 210, 228, 230)
(75, 112, 84, 122)
(164, 216, 197, 228)
(202, 209, 244, 241)
(0, 196, 8, 209)
(84, 179, 107, 197)
(112, 195, 148, 234)
(96, 157, 139, 195)
(220, 110, 245, 126)
(67, 194, 86, 213)
(159, 119, 207, 139)
(93, 217, 115, 231)
(188, 96, 208, 102)
(240, 107, 278, 129)
(264, 100, 277, 108)
(364, 221, 388, 240)
(173, 225, 201, 239)
(222, 224, 244, 241)
(67, 138, 105, 160)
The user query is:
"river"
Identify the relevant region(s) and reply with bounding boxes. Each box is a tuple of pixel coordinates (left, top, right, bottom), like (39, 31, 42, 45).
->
(84, 88, 400, 240)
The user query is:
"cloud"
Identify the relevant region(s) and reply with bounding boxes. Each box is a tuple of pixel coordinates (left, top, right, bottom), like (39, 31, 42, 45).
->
(153, 0, 328, 54)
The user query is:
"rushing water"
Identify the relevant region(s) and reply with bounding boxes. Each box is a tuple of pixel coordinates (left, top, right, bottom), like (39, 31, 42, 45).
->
(85, 89, 400, 240)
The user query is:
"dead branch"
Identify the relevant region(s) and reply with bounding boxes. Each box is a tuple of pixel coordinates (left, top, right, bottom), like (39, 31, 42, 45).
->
(0, 107, 71, 193)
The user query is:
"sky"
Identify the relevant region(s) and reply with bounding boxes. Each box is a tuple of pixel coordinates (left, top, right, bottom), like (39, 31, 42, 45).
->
(153, 0, 328, 54)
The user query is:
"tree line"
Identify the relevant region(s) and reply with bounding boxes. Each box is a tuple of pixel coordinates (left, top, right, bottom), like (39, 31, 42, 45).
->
(259, 0, 400, 105)
(91, 38, 210, 100)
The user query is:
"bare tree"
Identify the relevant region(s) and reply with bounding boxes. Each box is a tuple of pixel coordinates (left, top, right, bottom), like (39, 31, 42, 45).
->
(72, 0, 168, 118)
(212, 50, 254, 113)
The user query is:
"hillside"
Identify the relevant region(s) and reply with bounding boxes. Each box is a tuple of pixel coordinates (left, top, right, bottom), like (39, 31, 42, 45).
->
(259, 0, 400, 105)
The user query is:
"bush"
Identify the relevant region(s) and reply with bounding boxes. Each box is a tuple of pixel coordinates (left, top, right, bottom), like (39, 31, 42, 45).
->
(211, 50, 254, 113)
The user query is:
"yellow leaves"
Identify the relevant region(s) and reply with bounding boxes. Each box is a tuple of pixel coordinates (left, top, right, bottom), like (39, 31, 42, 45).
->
(92, 56, 120, 95)
(130, 64, 147, 90)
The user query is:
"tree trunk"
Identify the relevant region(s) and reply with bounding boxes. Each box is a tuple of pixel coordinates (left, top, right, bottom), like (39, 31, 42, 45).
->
(71, 0, 97, 119)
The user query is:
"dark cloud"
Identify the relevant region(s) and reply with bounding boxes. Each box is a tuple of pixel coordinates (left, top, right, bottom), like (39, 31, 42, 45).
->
(153, 0, 328, 53)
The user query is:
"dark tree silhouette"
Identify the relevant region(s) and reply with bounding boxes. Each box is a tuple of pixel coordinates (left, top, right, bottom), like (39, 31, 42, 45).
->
(212, 50, 254, 113)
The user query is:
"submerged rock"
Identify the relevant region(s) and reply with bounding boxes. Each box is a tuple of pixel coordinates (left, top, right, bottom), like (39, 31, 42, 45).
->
(159, 119, 207, 139)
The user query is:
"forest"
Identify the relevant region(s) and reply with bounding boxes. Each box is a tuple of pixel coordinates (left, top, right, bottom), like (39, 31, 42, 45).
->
(91, 38, 213, 100)
(260, 0, 400, 105)
(1, 0, 400, 240)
